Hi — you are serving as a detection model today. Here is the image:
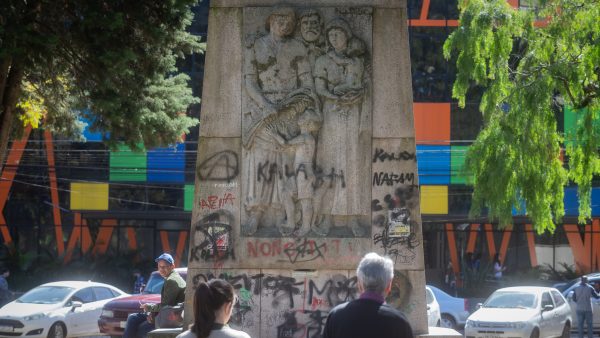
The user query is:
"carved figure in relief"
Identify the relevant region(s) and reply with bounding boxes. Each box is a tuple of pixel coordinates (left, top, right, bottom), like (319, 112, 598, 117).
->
(313, 18, 370, 237)
(298, 9, 326, 69)
(242, 8, 318, 235)
(279, 110, 322, 236)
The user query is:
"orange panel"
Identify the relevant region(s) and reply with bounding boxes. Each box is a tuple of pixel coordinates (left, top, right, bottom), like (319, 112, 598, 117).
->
(127, 227, 138, 250)
(414, 103, 451, 145)
(525, 224, 538, 267)
(485, 224, 496, 259)
(44, 131, 64, 255)
(498, 225, 512, 265)
(467, 224, 480, 253)
(93, 219, 117, 255)
(160, 231, 172, 255)
(564, 224, 591, 273)
(175, 231, 188, 267)
(445, 223, 462, 287)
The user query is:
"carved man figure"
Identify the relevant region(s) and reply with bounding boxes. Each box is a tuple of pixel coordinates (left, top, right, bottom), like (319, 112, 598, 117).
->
(298, 9, 326, 69)
(243, 8, 316, 235)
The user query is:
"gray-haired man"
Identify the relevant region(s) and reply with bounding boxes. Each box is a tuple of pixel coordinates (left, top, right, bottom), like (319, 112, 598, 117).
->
(573, 276, 600, 338)
(323, 252, 414, 338)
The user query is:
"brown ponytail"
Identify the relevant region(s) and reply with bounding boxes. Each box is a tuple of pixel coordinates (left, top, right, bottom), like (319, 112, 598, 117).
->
(192, 279, 234, 338)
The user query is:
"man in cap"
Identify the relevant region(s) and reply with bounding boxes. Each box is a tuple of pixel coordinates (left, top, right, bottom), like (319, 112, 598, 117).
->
(124, 253, 186, 338)
(322, 252, 413, 338)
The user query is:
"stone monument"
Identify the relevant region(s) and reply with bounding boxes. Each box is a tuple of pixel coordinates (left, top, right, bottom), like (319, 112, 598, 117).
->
(188, 1, 424, 336)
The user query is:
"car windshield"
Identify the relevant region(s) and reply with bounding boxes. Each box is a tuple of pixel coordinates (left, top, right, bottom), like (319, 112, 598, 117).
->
(143, 274, 165, 294)
(16, 286, 74, 304)
(484, 292, 537, 309)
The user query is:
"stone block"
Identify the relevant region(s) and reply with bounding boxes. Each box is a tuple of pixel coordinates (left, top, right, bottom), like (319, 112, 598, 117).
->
(199, 8, 243, 137)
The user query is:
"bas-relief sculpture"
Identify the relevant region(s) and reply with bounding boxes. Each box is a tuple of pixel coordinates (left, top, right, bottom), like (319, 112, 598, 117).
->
(242, 7, 372, 239)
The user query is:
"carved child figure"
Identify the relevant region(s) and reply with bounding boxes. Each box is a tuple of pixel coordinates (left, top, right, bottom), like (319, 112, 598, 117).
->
(279, 110, 322, 236)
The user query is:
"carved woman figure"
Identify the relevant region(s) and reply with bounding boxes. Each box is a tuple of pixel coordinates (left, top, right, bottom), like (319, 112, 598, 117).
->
(313, 18, 370, 237)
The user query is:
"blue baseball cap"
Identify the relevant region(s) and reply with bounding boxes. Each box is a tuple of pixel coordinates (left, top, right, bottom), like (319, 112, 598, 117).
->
(155, 253, 174, 265)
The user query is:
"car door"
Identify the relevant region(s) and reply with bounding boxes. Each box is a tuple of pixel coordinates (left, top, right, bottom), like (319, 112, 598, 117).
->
(539, 291, 558, 337)
(551, 290, 569, 334)
(64, 287, 97, 335)
(590, 278, 600, 330)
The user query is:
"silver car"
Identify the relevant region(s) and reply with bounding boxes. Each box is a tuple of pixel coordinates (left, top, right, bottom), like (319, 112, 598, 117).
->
(465, 286, 572, 338)
(428, 285, 470, 329)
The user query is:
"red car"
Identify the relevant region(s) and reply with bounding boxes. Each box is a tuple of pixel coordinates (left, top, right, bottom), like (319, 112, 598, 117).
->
(98, 267, 187, 336)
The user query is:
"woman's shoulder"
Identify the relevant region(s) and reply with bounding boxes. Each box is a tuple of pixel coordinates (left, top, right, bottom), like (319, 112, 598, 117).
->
(222, 326, 251, 338)
(176, 330, 196, 338)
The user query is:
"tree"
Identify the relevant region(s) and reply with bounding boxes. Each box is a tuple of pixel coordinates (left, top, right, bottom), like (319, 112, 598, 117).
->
(444, 0, 600, 233)
(0, 1, 205, 172)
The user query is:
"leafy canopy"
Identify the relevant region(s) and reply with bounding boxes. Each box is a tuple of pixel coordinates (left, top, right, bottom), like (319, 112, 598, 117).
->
(444, 0, 600, 233)
(0, 0, 205, 159)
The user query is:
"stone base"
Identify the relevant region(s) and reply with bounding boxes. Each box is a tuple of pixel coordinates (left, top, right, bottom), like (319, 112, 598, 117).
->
(147, 328, 183, 338)
(417, 327, 462, 338)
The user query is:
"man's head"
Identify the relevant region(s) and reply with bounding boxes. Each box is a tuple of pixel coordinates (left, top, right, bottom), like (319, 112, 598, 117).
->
(299, 9, 322, 43)
(582, 276, 588, 284)
(356, 252, 394, 296)
(155, 253, 175, 278)
(265, 8, 295, 38)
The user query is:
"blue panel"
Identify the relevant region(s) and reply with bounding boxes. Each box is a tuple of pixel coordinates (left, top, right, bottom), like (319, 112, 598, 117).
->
(81, 113, 103, 142)
(416, 145, 450, 185)
(512, 198, 526, 216)
(592, 188, 600, 216)
(147, 143, 185, 182)
(564, 187, 579, 216)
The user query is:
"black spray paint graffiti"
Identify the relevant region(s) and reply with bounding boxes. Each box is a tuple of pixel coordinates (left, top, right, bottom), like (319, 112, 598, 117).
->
(197, 150, 239, 182)
(190, 210, 235, 262)
(283, 238, 327, 263)
(372, 172, 415, 186)
(276, 310, 327, 338)
(372, 186, 421, 264)
(372, 148, 417, 163)
(256, 162, 345, 189)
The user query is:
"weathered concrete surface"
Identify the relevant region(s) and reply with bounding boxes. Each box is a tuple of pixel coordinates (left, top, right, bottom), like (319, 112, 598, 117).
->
(190, 0, 427, 336)
(419, 327, 463, 338)
(199, 8, 242, 137)
(148, 328, 183, 338)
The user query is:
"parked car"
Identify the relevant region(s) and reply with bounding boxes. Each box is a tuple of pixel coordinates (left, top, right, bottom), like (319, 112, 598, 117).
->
(426, 286, 441, 327)
(465, 286, 572, 338)
(561, 272, 600, 331)
(98, 267, 187, 336)
(428, 285, 470, 330)
(0, 281, 127, 338)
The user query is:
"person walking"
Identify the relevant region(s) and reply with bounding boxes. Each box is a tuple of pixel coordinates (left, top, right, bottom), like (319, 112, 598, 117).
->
(124, 253, 186, 338)
(573, 276, 600, 338)
(0, 268, 11, 307)
(322, 252, 414, 338)
(177, 279, 249, 338)
(493, 253, 506, 279)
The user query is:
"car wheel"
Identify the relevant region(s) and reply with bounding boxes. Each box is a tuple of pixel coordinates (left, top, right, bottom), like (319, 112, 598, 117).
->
(48, 322, 66, 338)
(530, 328, 539, 338)
(441, 314, 457, 330)
(561, 322, 570, 338)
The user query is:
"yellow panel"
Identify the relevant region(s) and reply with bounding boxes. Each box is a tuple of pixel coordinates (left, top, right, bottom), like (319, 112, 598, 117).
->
(420, 185, 448, 214)
(70, 183, 109, 210)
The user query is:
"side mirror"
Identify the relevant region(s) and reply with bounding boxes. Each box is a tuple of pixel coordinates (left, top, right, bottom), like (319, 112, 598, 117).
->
(71, 301, 83, 311)
(477, 303, 483, 309)
(427, 305, 431, 310)
(567, 291, 574, 300)
(542, 304, 554, 312)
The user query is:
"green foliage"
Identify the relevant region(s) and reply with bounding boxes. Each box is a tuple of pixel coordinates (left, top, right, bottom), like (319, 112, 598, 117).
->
(444, 0, 600, 233)
(0, 0, 204, 156)
(541, 262, 578, 281)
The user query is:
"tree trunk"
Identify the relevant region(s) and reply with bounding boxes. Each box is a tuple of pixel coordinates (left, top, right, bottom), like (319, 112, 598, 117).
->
(0, 63, 23, 174)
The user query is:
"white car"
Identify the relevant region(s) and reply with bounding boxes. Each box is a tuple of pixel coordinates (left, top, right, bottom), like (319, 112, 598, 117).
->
(426, 286, 441, 327)
(0, 281, 128, 338)
(428, 285, 471, 329)
(465, 286, 572, 338)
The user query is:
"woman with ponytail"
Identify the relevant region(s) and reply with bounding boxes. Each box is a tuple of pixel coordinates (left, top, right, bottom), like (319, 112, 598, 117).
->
(177, 279, 250, 338)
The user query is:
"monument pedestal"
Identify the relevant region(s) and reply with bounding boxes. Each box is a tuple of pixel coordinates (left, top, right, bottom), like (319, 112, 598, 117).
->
(418, 327, 463, 338)
(189, 1, 425, 336)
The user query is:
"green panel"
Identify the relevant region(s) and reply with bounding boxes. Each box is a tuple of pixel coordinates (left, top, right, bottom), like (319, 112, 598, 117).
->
(184, 184, 195, 211)
(109, 143, 147, 181)
(564, 106, 577, 148)
(450, 145, 469, 184)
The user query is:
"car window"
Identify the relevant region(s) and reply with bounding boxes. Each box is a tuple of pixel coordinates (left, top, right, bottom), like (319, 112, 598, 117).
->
(94, 287, 116, 301)
(541, 292, 554, 308)
(16, 286, 74, 304)
(72, 287, 95, 303)
(426, 289, 434, 304)
(485, 292, 536, 308)
(551, 290, 565, 306)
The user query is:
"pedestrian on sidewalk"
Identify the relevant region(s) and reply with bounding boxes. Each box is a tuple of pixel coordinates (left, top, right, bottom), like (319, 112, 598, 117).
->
(573, 276, 600, 338)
